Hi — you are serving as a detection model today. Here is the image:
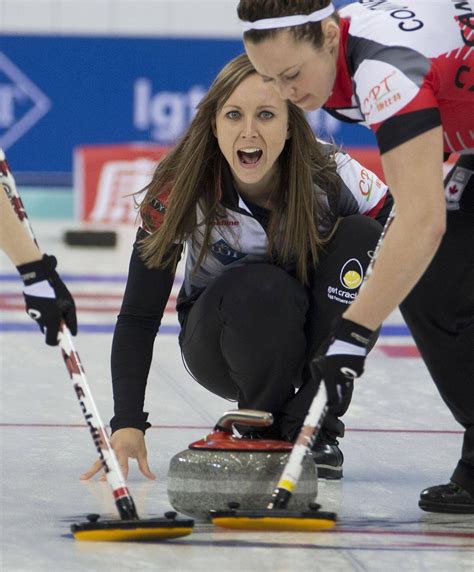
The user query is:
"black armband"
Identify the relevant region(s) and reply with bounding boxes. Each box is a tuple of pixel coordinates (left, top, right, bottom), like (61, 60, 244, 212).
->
(110, 412, 152, 434)
(17, 254, 58, 285)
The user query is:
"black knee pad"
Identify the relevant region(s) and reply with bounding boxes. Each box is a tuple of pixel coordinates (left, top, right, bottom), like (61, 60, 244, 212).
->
(317, 214, 383, 296)
(335, 214, 384, 244)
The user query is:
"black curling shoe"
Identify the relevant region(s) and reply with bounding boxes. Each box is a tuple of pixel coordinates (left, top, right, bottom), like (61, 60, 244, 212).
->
(311, 437, 344, 480)
(419, 482, 474, 514)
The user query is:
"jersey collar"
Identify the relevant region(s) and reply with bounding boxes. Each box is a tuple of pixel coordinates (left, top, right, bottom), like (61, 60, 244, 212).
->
(324, 17, 354, 109)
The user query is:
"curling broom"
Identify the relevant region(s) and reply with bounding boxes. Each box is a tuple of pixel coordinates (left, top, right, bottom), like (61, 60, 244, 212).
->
(0, 149, 194, 541)
(211, 205, 396, 532)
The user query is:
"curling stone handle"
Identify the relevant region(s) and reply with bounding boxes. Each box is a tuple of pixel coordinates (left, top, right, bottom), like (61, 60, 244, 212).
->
(215, 409, 273, 431)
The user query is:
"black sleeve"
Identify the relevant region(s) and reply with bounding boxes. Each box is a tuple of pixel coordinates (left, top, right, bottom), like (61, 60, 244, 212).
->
(374, 190, 394, 227)
(376, 108, 441, 154)
(110, 229, 181, 433)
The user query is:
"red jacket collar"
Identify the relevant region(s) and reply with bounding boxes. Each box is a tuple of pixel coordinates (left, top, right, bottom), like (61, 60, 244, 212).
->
(324, 17, 353, 109)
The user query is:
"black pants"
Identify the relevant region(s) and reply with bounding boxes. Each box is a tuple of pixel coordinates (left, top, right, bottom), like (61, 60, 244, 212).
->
(400, 155, 474, 495)
(180, 215, 383, 441)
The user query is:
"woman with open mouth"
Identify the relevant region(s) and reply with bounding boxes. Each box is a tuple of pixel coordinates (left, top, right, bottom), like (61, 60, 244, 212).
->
(82, 53, 393, 484)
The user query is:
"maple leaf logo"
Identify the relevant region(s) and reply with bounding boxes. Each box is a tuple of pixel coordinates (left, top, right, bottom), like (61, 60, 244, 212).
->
(448, 184, 459, 195)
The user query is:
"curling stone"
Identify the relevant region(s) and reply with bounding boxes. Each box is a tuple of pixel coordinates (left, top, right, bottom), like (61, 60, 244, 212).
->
(167, 410, 318, 519)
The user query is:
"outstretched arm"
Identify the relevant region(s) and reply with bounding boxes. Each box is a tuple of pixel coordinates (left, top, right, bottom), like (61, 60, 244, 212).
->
(1, 154, 77, 345)
(110, 236, 180, 433)
(312, 127, 445, 412)
(0, 186, 42, 265)
(82, 231, 181, 480)
(343, 126, 445, 329)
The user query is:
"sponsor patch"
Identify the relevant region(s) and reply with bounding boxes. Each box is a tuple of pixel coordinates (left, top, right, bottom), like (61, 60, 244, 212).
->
(141, 192, 169, 231)
(210, 239, 246, 266)
(327, 258, 364, 304)
(340, 258, 364, 289)
(356, 60, 418, 125)
(359, 168, 383, 201)
(214, 218, 240, 227)
(445, 167, 470, 210)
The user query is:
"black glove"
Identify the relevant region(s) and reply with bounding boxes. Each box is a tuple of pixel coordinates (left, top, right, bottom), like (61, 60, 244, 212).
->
(16, 254, 77, 346)
(310, 317, 374, 416)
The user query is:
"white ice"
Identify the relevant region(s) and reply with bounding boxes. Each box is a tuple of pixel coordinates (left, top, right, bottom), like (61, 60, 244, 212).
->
(1, 221, 473, 572)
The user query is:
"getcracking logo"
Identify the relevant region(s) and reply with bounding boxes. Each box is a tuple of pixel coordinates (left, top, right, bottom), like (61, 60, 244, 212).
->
(327, 258, 364, 305)
(340, 258, 364, 290)
(0, 52, 51, 149)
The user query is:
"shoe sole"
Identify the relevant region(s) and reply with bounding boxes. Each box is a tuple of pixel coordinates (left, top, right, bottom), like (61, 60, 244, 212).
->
(419, 500, 474, 514)
(316, 464, 343, 480)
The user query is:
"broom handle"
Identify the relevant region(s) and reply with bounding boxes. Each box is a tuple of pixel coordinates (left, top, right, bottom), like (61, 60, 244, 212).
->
(269, 205, 396, 509)
(0, 148, 138, 521)
(268, 384, 327, 509)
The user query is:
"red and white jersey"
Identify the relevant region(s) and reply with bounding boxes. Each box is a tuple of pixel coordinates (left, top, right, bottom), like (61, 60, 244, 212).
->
(324, 0, 474, 155)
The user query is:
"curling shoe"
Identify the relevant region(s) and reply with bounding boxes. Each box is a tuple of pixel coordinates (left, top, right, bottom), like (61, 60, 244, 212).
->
(311, 436, 343, 480)
(419, 482, 474, 513)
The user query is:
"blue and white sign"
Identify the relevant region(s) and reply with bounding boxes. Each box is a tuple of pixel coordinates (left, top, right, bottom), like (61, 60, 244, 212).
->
(0, 35, 375, 179)
(0, 52, 51, 150)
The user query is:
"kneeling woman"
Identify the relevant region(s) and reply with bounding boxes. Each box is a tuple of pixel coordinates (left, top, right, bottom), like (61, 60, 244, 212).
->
(83, 54, 392, 482)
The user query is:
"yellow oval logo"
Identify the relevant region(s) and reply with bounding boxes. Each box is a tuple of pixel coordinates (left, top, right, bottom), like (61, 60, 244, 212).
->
(343, 270, 362, 289)
(340, 259, 364, 290)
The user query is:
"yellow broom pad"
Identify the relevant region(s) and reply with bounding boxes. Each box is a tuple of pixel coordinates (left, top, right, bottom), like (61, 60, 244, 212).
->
(73, 525, 194, 542)
(211, 515, 336, 532)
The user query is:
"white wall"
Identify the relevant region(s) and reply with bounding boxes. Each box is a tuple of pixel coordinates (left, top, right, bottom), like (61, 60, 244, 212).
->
(0, 0, 242, 37)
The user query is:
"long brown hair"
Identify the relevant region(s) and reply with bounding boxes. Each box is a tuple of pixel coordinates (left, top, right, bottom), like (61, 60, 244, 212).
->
(139, 53, 339, 284)
(237, 1, 339, 47)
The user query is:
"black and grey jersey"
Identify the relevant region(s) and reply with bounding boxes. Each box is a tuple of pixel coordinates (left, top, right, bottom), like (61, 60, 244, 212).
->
(142, 146, 392, 314)
(110, 146, 392, 433)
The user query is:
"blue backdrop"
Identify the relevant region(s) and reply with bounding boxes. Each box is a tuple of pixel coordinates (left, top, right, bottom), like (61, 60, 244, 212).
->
(0, 32, 375, 180)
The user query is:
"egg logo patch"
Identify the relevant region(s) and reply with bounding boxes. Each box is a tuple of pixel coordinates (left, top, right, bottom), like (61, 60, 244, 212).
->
(340, 259, 363, 290)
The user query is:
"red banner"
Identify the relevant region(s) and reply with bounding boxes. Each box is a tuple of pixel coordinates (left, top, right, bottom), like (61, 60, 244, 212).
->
(74, 143, 457, 223)
(74, 144, 169, 222)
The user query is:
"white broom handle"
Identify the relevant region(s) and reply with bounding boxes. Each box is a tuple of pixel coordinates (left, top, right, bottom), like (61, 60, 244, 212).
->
(0, 148, 137, 519)
(269, 205, 396, 509)
(267, 384, 327, 509)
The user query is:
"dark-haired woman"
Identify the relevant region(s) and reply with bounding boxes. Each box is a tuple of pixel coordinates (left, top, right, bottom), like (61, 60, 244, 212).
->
(238, 0, 474, 513)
